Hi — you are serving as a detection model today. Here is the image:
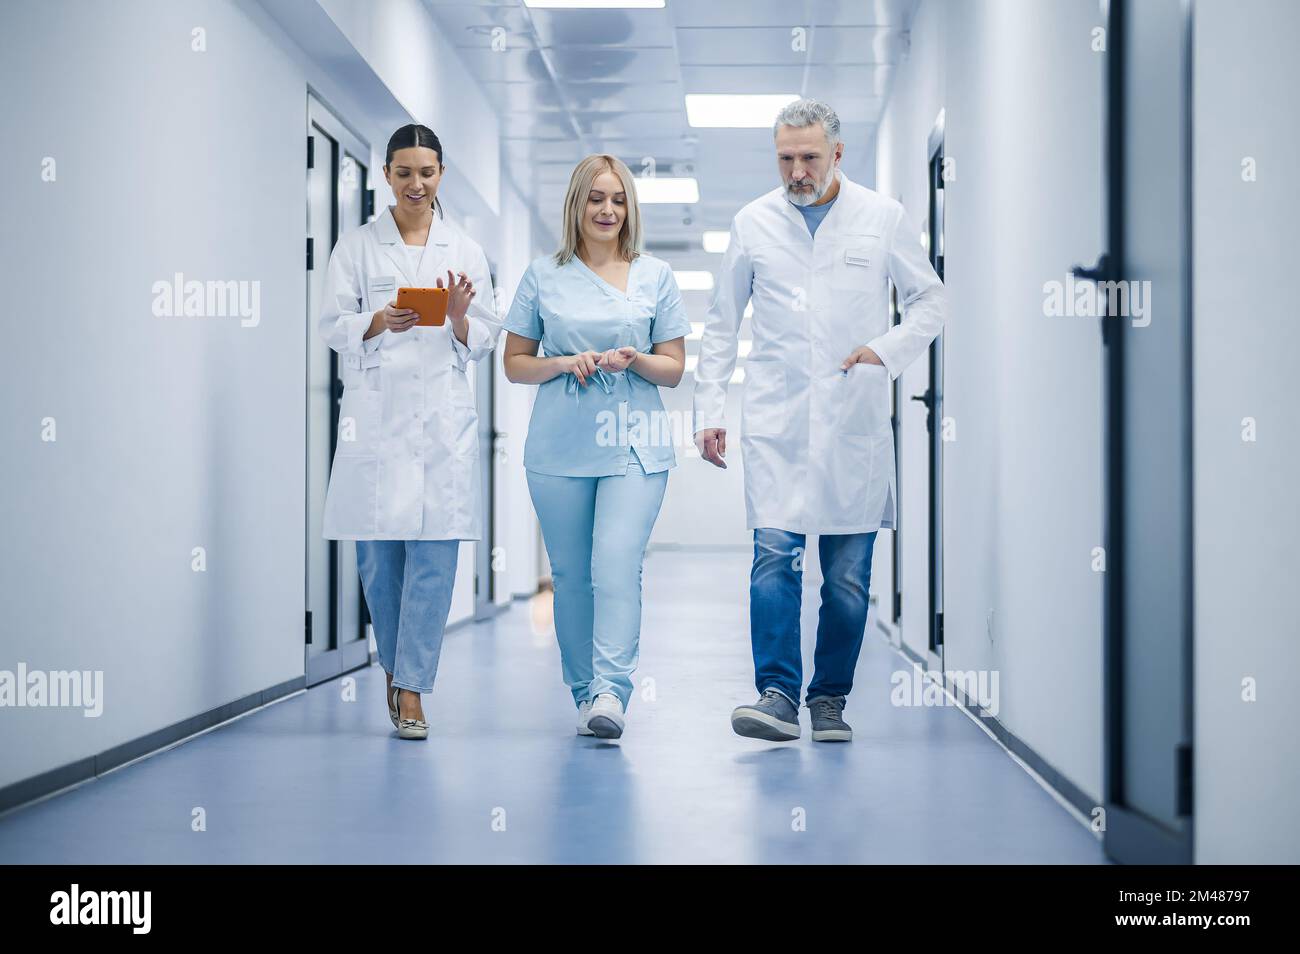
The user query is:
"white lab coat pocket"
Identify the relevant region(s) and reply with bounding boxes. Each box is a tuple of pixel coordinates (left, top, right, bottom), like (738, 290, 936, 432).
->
(365, 275, 397, 313)
(341, 349, 382, 391)
(741, 361, 787, 438)
(840, 362, 889, 437)
(336, 388, 382, 457)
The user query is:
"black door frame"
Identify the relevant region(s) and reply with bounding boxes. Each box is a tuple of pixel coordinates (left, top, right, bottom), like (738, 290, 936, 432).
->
(1089, 0, 1195, 864)
(305, 92, 372, 686)
(924, 110, 946, 671)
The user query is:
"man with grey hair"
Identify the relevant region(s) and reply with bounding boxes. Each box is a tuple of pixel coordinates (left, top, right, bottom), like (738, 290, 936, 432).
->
(694, 98, 946, 742)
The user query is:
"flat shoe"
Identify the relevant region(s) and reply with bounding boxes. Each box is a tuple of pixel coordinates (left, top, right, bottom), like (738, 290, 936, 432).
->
(398, 717, 428, 740)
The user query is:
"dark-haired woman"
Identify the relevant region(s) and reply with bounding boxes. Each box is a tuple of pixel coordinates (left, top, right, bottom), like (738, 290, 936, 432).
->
(318, 125, 500, 740)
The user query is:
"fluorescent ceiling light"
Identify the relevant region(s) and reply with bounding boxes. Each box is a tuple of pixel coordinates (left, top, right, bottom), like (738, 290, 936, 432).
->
(674, 270, 714, 292)
(686, 93, 800, 128)
(634, 176, 699, 204)
(524, 1, 664, 8)
(688, 321, 704, 340)
(703, 231, 730, 253)
(737, 340, 752, 358)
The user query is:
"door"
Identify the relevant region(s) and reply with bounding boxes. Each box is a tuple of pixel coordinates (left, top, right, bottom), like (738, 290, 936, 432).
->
(1084, 0, 1195, 864)
(305, 93, 373, 686)
(908, 110, 947, 672)
(473, 279, 498, 622)
(888, 280, 902, 626)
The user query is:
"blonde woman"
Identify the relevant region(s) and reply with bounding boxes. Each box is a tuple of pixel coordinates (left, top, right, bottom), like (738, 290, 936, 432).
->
(502, 156, 690, 739)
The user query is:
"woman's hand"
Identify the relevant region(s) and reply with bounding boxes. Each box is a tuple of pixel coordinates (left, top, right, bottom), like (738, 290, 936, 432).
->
(378, 301, 419, 334)
(596, 346, 638, 373)
(440, 270, 476, 322)
(555, 350, 603, 387)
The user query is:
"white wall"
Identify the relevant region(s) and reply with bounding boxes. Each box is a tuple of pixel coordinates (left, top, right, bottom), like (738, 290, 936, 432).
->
(652, 286, 749, 549)
(1192, 0, 1300, 863)
(0, 0, 309, 789)
(875, 0, 1106, 801)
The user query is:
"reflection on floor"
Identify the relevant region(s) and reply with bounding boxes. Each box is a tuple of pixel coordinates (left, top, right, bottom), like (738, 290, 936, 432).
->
(0, 551, 1106, 864)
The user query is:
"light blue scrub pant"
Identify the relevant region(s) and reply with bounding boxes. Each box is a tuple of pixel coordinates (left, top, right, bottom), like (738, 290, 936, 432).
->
(526, 452, 668, 710)
(355, 540, 459, 694)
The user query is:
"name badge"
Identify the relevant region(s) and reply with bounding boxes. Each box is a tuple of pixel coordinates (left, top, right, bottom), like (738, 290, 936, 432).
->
(844, 250, 871, 267)
(369, 277, 396, 292)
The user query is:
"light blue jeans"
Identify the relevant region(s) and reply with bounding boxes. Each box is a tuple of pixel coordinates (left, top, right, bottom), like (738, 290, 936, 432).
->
(355, 540, 459, 693)
(526, 452, 668, 709)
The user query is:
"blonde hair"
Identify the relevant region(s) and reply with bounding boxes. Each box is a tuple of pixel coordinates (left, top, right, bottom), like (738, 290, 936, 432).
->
(555, 154, 642, 266)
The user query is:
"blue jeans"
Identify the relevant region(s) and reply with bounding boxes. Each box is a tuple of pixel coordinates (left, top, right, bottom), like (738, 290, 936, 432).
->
(750, 528, 879, 707)
(356, 539, 459, 693)
(526, 452, 668, 709)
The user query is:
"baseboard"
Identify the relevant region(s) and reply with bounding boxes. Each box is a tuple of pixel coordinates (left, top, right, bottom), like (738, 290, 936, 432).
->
(0, 675, 305, 817)
(883, 626, 1102, 837)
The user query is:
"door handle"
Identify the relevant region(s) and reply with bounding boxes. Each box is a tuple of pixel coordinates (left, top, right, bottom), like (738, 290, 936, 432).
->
(1072, 254, 1114, 346)
(910, 390, 932, 409)
(1071, 253, 1112, 283)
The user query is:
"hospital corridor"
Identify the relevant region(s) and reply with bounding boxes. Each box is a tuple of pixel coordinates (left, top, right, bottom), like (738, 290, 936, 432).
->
(1, 0, 1297, 904)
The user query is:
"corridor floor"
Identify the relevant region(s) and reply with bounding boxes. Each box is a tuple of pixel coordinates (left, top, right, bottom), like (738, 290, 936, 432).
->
(0, 551, 1106, 864)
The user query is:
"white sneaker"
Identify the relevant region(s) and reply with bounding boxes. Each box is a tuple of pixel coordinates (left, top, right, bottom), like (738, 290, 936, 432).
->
(586, 693, 625, 739)
(576, 699, 595, 736)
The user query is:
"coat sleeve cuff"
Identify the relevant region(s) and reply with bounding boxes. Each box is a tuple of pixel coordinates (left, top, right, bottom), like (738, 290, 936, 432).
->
(450, 317, 491, 367)
(346, 312, 383, 356)
(866, 338, 898, 379)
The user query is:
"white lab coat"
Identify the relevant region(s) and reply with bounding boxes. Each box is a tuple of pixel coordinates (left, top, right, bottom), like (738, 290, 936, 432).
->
(318, 207, 500, 540)
(694, 172, 946, 535)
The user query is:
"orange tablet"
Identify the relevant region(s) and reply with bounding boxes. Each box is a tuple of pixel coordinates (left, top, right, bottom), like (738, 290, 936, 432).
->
(396, 286, 449, 327)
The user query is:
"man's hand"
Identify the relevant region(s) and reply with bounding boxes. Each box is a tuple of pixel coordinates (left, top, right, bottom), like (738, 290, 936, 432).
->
(841, 346, 884, 371)
(695, 427, 727, 469)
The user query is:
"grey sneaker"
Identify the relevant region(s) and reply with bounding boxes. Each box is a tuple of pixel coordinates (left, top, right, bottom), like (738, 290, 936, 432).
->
(808, 695, 852, 742)
(732, 688, 801, 741)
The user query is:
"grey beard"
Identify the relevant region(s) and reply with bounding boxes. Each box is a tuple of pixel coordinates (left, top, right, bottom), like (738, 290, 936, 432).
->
(785, 173, 831, 207)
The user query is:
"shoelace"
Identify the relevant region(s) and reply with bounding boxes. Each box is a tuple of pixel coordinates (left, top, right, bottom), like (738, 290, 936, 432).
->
(810, 697, 844, 721)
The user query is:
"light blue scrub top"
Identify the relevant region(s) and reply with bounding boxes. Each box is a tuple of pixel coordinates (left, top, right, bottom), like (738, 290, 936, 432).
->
(504, 253, 692, 478)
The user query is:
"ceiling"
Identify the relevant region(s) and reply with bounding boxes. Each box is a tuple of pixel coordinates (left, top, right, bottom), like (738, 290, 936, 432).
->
(421, 0, 920, 263)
